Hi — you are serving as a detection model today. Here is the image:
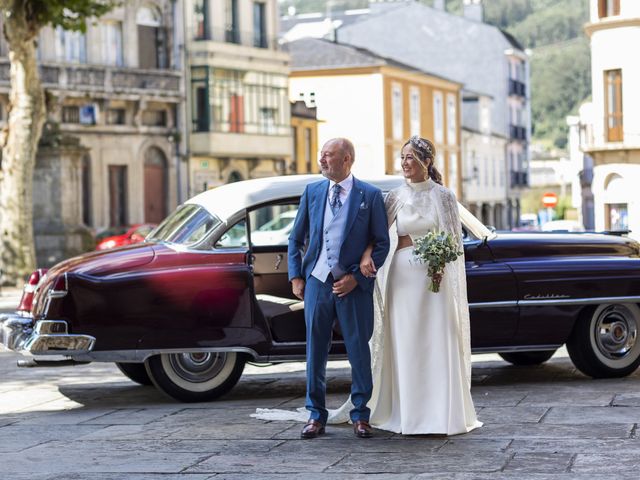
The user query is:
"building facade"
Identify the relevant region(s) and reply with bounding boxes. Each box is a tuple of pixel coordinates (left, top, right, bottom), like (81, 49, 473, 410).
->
(582, 0, 640, 238)
(0, 0, 185, 266)
(288, 38, 462, 197)
(461, 93, 508, 228)
(185, 0, 292, 193)
(281, 0, 530, 227)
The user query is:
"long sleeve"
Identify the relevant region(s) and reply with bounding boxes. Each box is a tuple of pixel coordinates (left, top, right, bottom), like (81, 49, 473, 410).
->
(287, 186, 310, 281)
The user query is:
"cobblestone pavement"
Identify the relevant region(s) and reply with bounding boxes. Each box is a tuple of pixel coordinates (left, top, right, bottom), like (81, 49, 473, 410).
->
(2, 291, 640, 479)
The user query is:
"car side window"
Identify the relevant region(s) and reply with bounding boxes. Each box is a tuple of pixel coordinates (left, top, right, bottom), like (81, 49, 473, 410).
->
(249, 203, 299, 247)
(215, 220, 248, 248)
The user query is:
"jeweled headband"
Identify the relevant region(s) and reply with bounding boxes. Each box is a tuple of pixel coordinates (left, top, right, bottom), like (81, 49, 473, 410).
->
(408, 135, 434, 158)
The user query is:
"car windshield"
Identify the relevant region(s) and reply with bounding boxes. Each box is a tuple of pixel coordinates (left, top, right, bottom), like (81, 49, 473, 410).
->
(148, 204, 222, 248)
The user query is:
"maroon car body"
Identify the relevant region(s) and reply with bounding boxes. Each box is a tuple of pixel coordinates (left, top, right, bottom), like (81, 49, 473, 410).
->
(2, 175, 640, 402)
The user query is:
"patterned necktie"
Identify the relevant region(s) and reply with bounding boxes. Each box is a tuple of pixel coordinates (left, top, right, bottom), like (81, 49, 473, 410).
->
(329, 184, 342, 215)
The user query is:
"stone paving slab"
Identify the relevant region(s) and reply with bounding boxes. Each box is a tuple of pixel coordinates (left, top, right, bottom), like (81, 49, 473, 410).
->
(508, 438, 640, 454)
(477, 406, 549, 424)
(503, 452, 574, 473)
(325, 452, 510, 474)
(542, 406, 640, 424)
(572, 453, 640, 473)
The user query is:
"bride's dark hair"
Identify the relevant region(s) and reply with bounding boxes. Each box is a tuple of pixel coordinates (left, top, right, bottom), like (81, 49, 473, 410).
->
(404, 136, 443, 185)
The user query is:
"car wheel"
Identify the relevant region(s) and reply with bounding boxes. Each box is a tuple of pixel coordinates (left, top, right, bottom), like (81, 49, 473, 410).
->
(145, 352, 246, 402)
(116, 362, 153, 386)
(498, 350, 556, 366)
(567, 303, 640, 378)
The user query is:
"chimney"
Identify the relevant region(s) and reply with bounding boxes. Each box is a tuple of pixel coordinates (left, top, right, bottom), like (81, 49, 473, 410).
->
(463, 0, 483, 22)
(434, 0, 445, 10)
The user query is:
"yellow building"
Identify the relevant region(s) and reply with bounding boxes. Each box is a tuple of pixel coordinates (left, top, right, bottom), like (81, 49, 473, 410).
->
(290, 100, 320, 174)
(287, 38, 463, 197)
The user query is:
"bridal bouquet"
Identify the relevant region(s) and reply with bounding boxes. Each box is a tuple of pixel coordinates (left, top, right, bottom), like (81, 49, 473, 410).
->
(412, 231, 463, 293)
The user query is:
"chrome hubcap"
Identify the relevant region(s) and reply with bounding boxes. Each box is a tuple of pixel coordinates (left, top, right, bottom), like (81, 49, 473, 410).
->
(594, 305, 638, 360)
(168, 352, 228, 383)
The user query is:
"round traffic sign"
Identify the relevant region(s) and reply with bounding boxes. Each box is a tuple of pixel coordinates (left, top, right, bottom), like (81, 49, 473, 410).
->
(542, 192, 558, 208)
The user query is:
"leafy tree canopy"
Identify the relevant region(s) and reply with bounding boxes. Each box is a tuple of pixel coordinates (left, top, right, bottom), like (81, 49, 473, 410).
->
(1, 0, 116, 33)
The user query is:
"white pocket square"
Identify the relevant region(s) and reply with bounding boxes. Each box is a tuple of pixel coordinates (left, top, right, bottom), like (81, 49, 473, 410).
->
(359, 202, 368, 210)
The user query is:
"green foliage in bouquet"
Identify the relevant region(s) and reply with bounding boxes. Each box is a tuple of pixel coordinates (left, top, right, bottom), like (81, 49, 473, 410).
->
(412, 231, 463, 293)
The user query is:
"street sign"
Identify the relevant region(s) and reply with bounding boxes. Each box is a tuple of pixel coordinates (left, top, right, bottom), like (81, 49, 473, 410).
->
(542, 192, 558, 208)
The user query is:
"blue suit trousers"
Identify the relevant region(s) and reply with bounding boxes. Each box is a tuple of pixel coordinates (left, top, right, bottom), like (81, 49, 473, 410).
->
(304, 275, 375, 425)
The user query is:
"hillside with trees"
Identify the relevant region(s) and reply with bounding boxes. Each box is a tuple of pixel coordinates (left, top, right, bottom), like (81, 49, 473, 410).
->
(279, 0, 591, 149)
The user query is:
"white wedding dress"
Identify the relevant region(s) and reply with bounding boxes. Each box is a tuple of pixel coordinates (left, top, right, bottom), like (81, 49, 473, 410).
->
(253, 179, 481, 435)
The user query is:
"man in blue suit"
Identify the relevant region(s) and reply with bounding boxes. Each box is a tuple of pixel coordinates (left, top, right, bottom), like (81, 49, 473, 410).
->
(288, 138, 390, 439)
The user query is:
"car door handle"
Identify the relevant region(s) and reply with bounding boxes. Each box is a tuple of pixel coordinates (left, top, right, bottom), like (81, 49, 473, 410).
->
(275, 254, 283, 270)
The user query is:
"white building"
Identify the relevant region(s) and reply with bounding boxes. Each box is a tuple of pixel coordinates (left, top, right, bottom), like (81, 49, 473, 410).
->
(582, 0, 640, 238)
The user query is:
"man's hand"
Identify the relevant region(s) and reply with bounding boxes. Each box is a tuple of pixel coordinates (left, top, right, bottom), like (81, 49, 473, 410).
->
(292, 278, 305, 300)
(332, 274, 357, 298)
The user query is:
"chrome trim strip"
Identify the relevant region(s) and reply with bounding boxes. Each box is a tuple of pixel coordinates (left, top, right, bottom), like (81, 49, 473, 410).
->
(518, 296, 640, 307)
(70, 346, 259, 363)
(469, 296, 640, 309)
(469, 301, 518, 309)
(472, 344, 562, 354)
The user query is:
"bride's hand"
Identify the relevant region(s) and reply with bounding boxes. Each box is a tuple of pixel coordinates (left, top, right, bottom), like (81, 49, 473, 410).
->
(360, 252, 377, 278)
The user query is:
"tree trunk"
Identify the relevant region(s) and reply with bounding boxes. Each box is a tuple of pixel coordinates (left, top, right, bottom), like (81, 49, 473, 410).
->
(0, 3, 46, 285)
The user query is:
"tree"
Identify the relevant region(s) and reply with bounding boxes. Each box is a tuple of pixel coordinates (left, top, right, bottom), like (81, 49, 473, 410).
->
(0, 0, 114, 285)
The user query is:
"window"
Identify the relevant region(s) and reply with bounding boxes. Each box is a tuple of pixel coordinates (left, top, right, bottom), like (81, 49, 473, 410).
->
(216, 219, 247, 248)
(304, 127, 312, 172)
(606, 203, 628, 231)
(226, 0, 240, 44)
(253, 2, 267, 48)
(449, 153, 458, 193)
(150, 204, 222, 248)
(108, 165, 128, 227)
(249, 204, 298, 247)
(446, 93, 457, 145)
(55, 27, 86, 63)
(137, 6, 166, 69)
(191, 67, 289, 135)
(102, 21, 123, 66)
(433, 91, 443, 143)
(480, 99, 490, 134)
(142, 110, 167, 127)
(392, 83, 403, 140)
(409, 87, 420, 137)
(604, 69, 623, 142)
(62, 106, 80, 123)
(107, 108, 126, 125)
(259, 107, 276, 134)
(194, 0, 210, 40)
(598, 0, 620, 18)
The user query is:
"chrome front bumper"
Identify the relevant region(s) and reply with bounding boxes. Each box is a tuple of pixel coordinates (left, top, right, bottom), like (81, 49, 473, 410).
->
(0, 314, 95, 356)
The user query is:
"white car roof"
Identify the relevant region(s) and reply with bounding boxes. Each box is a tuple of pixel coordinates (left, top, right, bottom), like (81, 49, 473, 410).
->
(186, 174, 405, 222)
(184, 173, 491, 240)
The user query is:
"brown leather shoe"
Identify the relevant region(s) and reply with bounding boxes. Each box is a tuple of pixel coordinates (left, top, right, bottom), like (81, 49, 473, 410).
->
(301, 419, 325, 439)
(353, 420, 373, 438)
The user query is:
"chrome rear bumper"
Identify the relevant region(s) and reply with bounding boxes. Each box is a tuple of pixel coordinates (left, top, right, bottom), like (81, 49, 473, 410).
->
(0, 314, 95, 356)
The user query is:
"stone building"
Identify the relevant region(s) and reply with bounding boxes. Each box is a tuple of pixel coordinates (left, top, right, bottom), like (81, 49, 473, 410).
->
(0, 0, 186, 266)
(184, 0, 292, 193)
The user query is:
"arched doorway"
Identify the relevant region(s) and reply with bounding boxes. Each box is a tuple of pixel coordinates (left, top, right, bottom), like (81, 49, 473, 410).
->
(137, 5, 166, 69)
(144, 147, 168, 223)
(228, 171, 243, 183)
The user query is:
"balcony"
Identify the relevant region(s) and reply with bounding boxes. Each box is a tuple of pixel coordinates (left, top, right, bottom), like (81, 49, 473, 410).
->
(509, 124, 527, 141)
(192, 26, 281, 51)
(508, 79, 526, 97)
(510, 170, 529, 188)
(0, 60, 182, 100)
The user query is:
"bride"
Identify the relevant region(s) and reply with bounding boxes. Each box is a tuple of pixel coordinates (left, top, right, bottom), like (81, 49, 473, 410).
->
(254, 136, 481, 435)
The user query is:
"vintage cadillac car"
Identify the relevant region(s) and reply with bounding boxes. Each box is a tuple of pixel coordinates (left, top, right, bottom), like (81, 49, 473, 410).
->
(2, 175, 640, 402)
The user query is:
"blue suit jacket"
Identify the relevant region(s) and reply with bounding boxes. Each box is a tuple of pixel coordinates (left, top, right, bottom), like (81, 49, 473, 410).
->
(288, 177, 390, 293)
